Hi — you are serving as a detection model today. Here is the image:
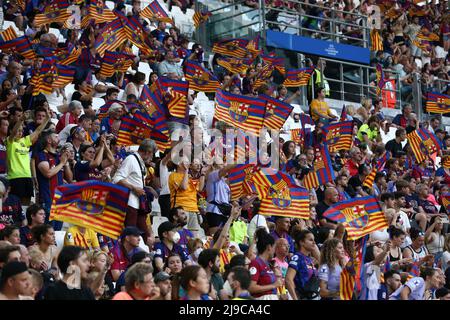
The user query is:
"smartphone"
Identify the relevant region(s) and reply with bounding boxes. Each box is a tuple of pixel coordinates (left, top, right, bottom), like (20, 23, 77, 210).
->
(440, 216, 449, 224)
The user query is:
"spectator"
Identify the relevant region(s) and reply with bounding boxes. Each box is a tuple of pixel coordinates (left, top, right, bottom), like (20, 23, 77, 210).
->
(154, 221, 190, 272)
(112, 262, 160, 300)
(178, 265, 211, 300)
(309, 87, 337, 124)
(158, 51, 184, 79)
(30, 224, 58, 273)
(154, 271, 172, 300)
(318, 238, 345, 300)
(110, 226, 143, 282)
(55, 101, 83, 134)
(20, 204, 45, 247)
(0, 261, 31, 300)
(197, 248, 223, 299)
(227, 266, 253, 300)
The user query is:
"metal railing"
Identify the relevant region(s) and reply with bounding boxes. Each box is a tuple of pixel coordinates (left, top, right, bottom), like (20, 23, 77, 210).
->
(263, 0, 370, 48)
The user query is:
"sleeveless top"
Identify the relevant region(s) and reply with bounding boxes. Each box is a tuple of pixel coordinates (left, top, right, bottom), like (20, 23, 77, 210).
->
(389, 247, 402, 262)
(405, 245, 429, 261)
(426, 233, 444, 255)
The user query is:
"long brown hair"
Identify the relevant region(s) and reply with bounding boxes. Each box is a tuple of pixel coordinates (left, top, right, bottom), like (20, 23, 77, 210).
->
(320, 238, 342, 269)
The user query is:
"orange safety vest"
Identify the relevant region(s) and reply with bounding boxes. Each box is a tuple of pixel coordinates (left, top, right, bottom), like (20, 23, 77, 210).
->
(382, 79, 396, 109)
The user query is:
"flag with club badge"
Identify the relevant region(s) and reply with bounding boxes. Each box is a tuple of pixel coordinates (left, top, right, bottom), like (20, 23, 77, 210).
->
(283, 68, 314, 87)
(117, 115, 152, 146)
(228, 164, 260, 202)
(261, 53, 285, 76)
(156, 77, 189, 120)
(322, 121, 354, 152)
(124, 15, 154, 56)
(407, 128, 442, 163)
(250, 168, 310, 219)
(0, 36, 37, 60)
(259, 94, 293, 131)
(302, 144, 336, 190)
(34, 0, 71, 27)
(50, 180, 130, 239)
(55, 44, 82, 66)
(140, 0, 173, 23)
(51, 64, 76, 89)
(81, 0, 116, 27)
(425, 92, 450, 114)
(217, 56, 252, 75)
(99, 50, 135, 78)
(185, 60, 220, 92)
(94, 18, 129, 57)
(323, 196, 388, 240)
(193, 10, 211, 28)
(214, 89, 266, 135)
(31, 58, 58, 95)
(362, 151, 390, 190)
(212, 38, 252, 59)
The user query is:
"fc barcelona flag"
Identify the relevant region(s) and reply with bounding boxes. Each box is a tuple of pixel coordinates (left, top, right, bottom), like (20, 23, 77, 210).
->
(117, 115, 151, 146)
(370, 29, 383, 51)
(94, 18, 129, 57)
(323, 196, 388, 240)
(49, 180, 130, 239)
(124, 16, 154, 56)
(0, 36, 37, 60)
(56, 44, 82, 66)
(214, 89, 266, 135)
(259, 94, 293, 131)
(302, 144, 336, 190)
(32, 58, 57, 95)
(217, 56, 252, 75)
(425, 92, 450, 114)
(185, 60, 220, 93)
(193, 10, 211, 28)
(52, 64, 76, 88)
(246, 35, 261, 58)
(340, 251, 357, 300)
(140, 0, 173, 23)
(363, 151, 390, 189)
(261, 53, 285, 75)
(99, 51, 135, 78)
(340, 105, 348, 121)
(283, 68, 314, 87)
(442, 156, 450, 169)
(322, 121, 353, 152)
(251, 168, 310, 219)
(407, 128, 442, 164)
(376, 63, 386, 96)
(34, 0, 71, 26)
(212, 38, 251, 59)
(83, 0, 116, 26)
(442, 193, 450, 213)
(157, 77, 189, 119)
(140, 84, 166, 117)
(228, 164, 259, 201)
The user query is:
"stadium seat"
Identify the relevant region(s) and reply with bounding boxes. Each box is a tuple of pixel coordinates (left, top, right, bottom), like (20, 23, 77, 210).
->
(138, 236, 150, 253)
(105, 1, 115, 9)
(92, 97, 105, 112)
(152, 216, 168, 238)
(138, 62, 153, 80)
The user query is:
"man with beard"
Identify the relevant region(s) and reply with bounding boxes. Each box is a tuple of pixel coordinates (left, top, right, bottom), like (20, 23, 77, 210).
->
(44, 246, 94, 300)
(168, 206, 193, 251)
(35, 130, 72, 230)
(335, 174, 351, 201)
(198, 248, 223, 299)
(378, 270, 402, 300)
(316, 187, 339, 229)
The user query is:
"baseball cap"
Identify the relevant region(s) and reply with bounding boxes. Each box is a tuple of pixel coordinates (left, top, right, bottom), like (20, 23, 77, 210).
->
(121, 226, 144, 239)
(157, 221, 177, 239)
(154, 271, 171, 283)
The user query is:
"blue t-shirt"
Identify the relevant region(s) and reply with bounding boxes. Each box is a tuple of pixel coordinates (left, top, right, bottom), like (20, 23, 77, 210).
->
(288, 252, 317, 292)
(36, 151, 63, 205)
(178, 228, 193, 250)
(154, 242, 189, 263)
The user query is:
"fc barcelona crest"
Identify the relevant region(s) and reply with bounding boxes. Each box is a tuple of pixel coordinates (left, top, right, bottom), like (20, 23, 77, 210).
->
(269, 183, 291, 209)
(193, 70, 209, 85)
(326, 128, 341, 144)
(342, 205, 369, 229)
(420, 138, 438, 155)
(229, 101, 249, 122)
(225, 41, 239, 51)
(76, 189, 109, 215)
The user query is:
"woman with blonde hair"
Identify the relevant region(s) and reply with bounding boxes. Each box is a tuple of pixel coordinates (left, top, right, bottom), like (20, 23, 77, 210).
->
(89, 250, 114, 298)
(318, 238, 346, 300)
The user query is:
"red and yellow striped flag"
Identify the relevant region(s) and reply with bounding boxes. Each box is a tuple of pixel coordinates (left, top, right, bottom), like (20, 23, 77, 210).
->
(370, 29, 383, 51)
(283, 68, 314, 87)
(0, 26, 18, 42)
(217, 56, 252, 74)
(193, 10, 211, 28)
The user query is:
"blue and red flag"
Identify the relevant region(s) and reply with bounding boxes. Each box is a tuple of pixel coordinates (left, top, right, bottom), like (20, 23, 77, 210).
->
(156, 77, 189, 120)
(407, 128, 442, 163)
(94, 18, 129, 57)
(123, 15, 154, 56)
(99, 50, 135, 78)
(259, 94, 293, 131)
(52, 64, 76, 89)
(185, 60, 220, 93)
(323, 196, 389, 240)
(0, 36, 37, 60)
(49, 180, 130, 239)
(302, 143, 336, 190)
(322, 121, 354, 152)
(140, 0, 173, 23)
(212, 38, 252, 59)
(376, 63, 386, 96)
(283, 68, 314, 87)
(340, 105, 348, 121)
(34, 0, 71, 26)
(214, 89, 266, 135)
(261, 53, 285, 75)
(228, 164, 259, 201)
(425, 92, 450, 114)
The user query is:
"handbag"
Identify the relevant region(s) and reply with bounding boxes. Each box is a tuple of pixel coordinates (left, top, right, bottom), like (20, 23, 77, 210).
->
(297, 274, 320, 300)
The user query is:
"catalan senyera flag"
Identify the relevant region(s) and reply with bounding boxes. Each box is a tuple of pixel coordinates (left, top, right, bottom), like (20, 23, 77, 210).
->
(323, 196, 388, 240)
(322, 121, 354, 152)
(212, 38, 251, 59)
(340, 250, 357, 300)
(49, 180, 130, 239)
(228, 164, 259, 201)
(425, 92, 450, 114)
(370, 29, 383, 52)
(283, 68, 314, 87)
(384, 7, 402, 20)
(217, 56, 252, 75)
(259, 94, 293, 131)
(34, 0, 71, 26)
(363, 160, 383, 190)
(99, 50, 135, 78)
(185, 60, 220, 93)
(246, 35, 261, 58)
(193, 10, 211, 28)
(157, 77, 189, 119)
(0, 26, 18, 43)
(302, 144, 336, 190)
(52, 64, 76, 89)
(376, 63, 386, 96)
(140, 0, 173, 23)
(94, 18, 129, 57)
(413, 30, 437, 54)
(214, 89, 266, 135)
(407, 128, 442, 164)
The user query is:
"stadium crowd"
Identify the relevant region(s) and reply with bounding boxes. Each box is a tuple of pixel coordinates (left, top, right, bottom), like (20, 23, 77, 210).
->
(0, 0, 449, 302)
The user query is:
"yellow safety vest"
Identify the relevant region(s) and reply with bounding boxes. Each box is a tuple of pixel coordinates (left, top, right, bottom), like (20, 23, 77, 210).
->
(309, 69, 330, 96)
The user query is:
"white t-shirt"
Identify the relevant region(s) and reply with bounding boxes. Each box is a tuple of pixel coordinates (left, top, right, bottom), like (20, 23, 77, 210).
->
(389, 277, 426, 300)
(247, 214, 269, 241)
(159, 162, 170, 196)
